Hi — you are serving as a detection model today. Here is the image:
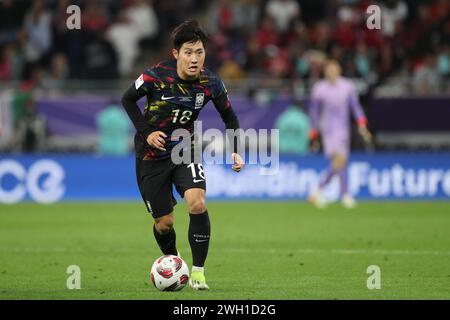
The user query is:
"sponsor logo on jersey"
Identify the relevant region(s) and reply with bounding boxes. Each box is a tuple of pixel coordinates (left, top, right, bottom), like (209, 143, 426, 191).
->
(161, 95, 175, 101)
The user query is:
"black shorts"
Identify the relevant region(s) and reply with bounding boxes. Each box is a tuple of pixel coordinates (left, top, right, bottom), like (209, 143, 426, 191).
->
(135, 158, 206, 218)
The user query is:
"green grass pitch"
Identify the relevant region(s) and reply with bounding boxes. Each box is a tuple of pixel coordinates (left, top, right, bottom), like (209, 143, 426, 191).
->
(0, 202, 449, 299)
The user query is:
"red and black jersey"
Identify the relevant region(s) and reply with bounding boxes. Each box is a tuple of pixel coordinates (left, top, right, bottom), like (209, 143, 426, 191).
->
(122, 60, 239, 161)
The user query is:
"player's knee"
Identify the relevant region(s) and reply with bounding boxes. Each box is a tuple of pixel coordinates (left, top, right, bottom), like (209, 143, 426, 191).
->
(333, 162, 344, 171)
(155, 222, 173, 234)
(155, 215, 174, 234)
(333, 155, 347, 170)
(188, 197, 206, 214)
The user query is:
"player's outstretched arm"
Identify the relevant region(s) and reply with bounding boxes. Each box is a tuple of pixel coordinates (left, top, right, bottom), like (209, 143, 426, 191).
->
(212, 86, 244, 172)
(348, 89, 373, 145)
(308, 98, 321, 153)
(358, 125, 373, 145)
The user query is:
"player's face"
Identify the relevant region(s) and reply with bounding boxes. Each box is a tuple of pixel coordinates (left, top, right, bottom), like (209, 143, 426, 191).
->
(173, 41, 205, 80)
(324, 62, 341, 82)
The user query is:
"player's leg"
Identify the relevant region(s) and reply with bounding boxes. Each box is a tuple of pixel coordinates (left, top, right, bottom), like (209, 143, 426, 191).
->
(333, 153, 356, 208)
(309, 152, 337, 208)
(184, 188, 210, 290)
(309, 133, 353, 208)
(153, 212, 178, 256)
(173, 163, 210, 290)
(185, 188, 209, 269)
(332, 153, 347, 193)
(319, 160, 337, 189)
(309, 133, 337, 208)
(136, 158, 179, 255)
(309, 159, 334, 208)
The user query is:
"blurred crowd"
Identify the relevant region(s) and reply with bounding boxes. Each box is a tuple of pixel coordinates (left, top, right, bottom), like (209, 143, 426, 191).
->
(205, 0, 449, 95)
(0, 0, 449, 153)
(0, 0, 208, 83)
(0, 0, 448, 94)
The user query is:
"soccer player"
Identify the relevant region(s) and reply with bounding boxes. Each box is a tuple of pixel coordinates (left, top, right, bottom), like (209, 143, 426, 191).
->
(121, 20, 244, 290)
(308, 59, 372, 208)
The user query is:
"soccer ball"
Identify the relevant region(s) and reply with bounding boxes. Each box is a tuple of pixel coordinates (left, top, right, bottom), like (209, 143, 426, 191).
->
(150, 255, 189, 291)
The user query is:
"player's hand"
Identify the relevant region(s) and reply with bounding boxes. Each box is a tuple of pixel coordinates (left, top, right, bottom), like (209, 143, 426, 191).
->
(310, 138, 320, 153)
(231, 153, 244, 172)
(308, 128, 320, 153)
(358, 125, 373, 145)
(147, 131, 167, 151)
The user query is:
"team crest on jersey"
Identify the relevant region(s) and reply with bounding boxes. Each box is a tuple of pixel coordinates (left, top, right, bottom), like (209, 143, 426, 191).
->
(195, 93, 204, 109)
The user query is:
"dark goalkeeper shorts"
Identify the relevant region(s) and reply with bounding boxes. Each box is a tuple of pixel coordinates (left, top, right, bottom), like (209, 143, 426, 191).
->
(135, 157, 206, 218)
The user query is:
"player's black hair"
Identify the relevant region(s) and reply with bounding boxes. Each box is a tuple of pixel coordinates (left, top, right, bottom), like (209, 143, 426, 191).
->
(171, 20, 208, 51)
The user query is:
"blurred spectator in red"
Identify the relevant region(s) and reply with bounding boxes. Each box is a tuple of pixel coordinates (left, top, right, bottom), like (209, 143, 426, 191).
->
(429, 0, 449, 20)
(82, 2, 109, 33)
(362, 26, 384, 49)
(0, 0, 448, 93)
(255, 16, 280, 49)
(378, 43, 394, 76)
(0, 45, 13, 81)
(210, 31, 232, 67)
(207, 0, 262, 46)
(0, 44, 23, 81)
(309, 21, 331, 53)
(217, 0, 233, 31)
(266, 46, 291, 78)
(399, 4, 431, 51)
(333, 6, 356, 50)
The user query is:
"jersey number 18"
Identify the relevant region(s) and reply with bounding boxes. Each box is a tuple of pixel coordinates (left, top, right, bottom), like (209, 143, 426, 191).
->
(172, 109, 192, 124)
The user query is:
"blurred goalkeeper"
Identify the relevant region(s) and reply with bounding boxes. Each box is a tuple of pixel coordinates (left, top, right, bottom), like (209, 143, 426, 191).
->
(308, 59, 372, 209)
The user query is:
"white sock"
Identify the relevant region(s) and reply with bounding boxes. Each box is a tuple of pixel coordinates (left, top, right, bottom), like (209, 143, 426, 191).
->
(192, 266, 204, 273)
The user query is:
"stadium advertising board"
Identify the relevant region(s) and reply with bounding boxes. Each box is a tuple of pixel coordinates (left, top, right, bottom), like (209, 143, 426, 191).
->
(0, 153, 449, 203)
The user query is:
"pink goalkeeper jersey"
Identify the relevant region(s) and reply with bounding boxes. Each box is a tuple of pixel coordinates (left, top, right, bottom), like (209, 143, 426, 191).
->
(309, 77, 367, 157)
